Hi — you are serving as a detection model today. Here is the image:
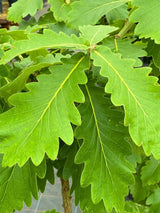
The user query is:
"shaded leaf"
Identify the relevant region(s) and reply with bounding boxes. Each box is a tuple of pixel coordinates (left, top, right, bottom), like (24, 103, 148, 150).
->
(141, 157, 160, 186)
(0, 156, 46, 213)
(106, 4, 129, 24)
(146, 40, 160, 69)
(124, 201, 149, 213)
(146, 188, 160, 213)
(75, 82, 134, 212)
(71, 164, 106, 213)
(0, 54, 63, 99)
(0, 54, 89, 167)
(37, 159, 55, 193)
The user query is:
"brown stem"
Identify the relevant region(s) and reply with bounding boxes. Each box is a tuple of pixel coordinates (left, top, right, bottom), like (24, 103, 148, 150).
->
(60, 178, 72, 213)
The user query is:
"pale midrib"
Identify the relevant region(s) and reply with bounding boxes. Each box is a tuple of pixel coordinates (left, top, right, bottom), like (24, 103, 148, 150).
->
(85, 85, 119, 198)
(90, 29, 100, 46)
(94, 50, 158, 136)
(2, 43, 88, 64)
(16, 56, 85, 151)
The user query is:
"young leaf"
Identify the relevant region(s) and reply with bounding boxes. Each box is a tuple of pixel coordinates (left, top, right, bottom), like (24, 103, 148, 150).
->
(0, 54, 89, 167)
(7, 0, 43, 23)
(0, 156, 46, 213)
(129, 0, 160, 44)
(68, 0, 128, 29)
(75, 82, 134, 212)
(79, 25, 118, 45)
(0, 29, 89, 64)
(91, 45, 160, 159)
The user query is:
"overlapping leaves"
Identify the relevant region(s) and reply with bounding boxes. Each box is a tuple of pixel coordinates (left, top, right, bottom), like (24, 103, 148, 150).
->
(130, 0, 160, 44)
(68, 0, 128, 29)
(0, 54, 89, 167)
(75, 82, 134, 212)
(0, 155, 46, 213)
(0, 29, 89, 64)
(91, 46, 160, 159)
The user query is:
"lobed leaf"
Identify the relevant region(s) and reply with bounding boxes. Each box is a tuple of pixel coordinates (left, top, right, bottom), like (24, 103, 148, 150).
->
(48, 0, 71, 22)
(0, 54, 63, 99)
(103, 37, 146, 67)
(91, 45, 160, 159)
(129, 0, 160, 44)
(0, 54, 89, 167)
(0, 156, 46, 213)
(0, 29, 89, 64)
(7, 0, 43, 23)
(75, 82, 134, 212)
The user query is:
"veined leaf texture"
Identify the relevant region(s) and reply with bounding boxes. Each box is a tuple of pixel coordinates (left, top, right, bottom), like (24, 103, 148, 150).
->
(0, 0, 160, 212)
(91, 46, 160, 159)
(75, 82, 134, 212)
(0, 54, 89, 167)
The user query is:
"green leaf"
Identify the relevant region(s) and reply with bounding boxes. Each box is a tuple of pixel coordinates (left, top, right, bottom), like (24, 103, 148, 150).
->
(48, 0, 71, 22)
(146, 40, 160, 69)
(0, 54, 63, 99)
(103, 37, 146, 66)
(0, 29, 89, 64)
(91, 45, 160, 159)
(106, 4, 129, 24)
(7, 0, 43, 23)
(0, 156, 46, 213)
(124, 201, 149, 213)
(72, 165, 106, 213)
(129, 0, 160, 44)
(37, 159, 55, 193)
(41, 210, 59, 213)
(130, 170, 152, 203)
(75, 82, 134, 212)
(141, 157, 160, 186)
(68, 0, 128, 29)
(0, 54, 89, 167)
(146, 188, 160, 213)
(79, 25, 118, 45)
(0, 28, 28, 40)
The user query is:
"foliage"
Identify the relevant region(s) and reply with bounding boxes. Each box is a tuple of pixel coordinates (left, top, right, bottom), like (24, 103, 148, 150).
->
(0, 0, 160, 212)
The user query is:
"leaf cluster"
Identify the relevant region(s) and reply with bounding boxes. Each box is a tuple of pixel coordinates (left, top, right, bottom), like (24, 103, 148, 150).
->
(0, 0, 160, 212)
